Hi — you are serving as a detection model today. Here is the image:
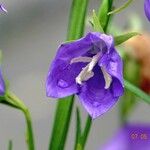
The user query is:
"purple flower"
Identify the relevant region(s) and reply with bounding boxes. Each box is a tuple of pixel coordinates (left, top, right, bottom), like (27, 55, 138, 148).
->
(0, 4, 7, 13)
(46, 32, 124, 119)
(101, 124, 150, 150)
(0, 70, 5, 95)
(144, 0, 150, 21)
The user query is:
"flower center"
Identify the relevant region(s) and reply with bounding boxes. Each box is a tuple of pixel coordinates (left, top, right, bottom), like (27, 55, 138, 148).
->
(70, 53, 112, 89)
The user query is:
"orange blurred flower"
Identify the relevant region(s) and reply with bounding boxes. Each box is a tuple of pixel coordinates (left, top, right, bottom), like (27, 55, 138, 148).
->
(125, 34, 150, 94)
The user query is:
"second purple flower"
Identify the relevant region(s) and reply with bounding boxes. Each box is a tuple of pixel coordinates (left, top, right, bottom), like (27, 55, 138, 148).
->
(46, 32, 124, 119)
(144, 0, 150, 21)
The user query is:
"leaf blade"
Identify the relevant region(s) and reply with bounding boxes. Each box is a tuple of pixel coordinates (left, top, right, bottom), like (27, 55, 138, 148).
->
(114, 32, 140, 46)
(92, 10, 104, 32)
(124, 80, 150, 104)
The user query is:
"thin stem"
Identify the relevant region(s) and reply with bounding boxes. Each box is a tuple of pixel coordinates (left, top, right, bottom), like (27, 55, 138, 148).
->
(8, 140, 13, 150)
(74, 115, 92, 150)
(104, 0, 113, 32)
(80, 115, 92, 148)
(23, 109, 35, 150)
(5, 91, 35, 150)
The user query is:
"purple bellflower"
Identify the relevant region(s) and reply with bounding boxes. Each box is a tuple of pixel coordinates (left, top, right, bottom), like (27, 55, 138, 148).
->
(0, 70, 5, 95)
(0, 4, 7, 13)
(101, 124, 150, 150)
(46, 32, 124, 119)
(144, 0, 150, 21)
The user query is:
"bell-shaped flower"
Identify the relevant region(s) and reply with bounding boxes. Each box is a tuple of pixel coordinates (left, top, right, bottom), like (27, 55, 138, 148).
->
(46, 32, 124, 119)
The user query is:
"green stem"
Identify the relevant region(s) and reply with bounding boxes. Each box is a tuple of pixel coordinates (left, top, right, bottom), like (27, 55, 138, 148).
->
(104, 0, 113, 32)
(75, 115, 92, 150)
(49, 96, 74, 149)
(49, 0, 89, 150)
(8, 140, 13, 150)
(67, 0, 89, 40)
(23, 109, 35, 150)
(5, 91, 35, 150)
(98, 0, 113, 32)
(80, 116, 92, 149)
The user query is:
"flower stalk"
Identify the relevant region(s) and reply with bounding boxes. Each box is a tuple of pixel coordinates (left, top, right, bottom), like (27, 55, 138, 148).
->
(4, 91, 35, 150)
(48, 0, 89, 150)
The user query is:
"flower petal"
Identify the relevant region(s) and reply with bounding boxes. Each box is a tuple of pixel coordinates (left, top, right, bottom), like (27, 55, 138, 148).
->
(55, 33, 96, 60)
(99, 48, 124, 97)
(78, 65, 120, 119)
(144, 0, 150, 21)
(99, 34, 114, 52)
(0, 70, 5, 95)
(0, 4, 7, 13)
(88, 33, 114, 55)
(46, 34, 95, 98)
(46, 60, 87, 98)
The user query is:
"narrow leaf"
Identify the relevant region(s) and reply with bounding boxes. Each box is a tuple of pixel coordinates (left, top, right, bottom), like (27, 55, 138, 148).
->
(92, 10, 104, 32)
(108, 0, 133, 15)
(114, 32, 140, 46)
(74, 108, 82, 150)
(124, 80, 150, 104)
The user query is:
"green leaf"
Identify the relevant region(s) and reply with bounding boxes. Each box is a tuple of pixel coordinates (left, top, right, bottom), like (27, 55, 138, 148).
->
(92, 10, 104, 32)
(124, 80, 150, 104)
(49, 0, 89, 149)
(74, 108, 82, 150)
(98, 0, 113, 32)
(114, 32, 140, 46)
(108, 0, 134, 15)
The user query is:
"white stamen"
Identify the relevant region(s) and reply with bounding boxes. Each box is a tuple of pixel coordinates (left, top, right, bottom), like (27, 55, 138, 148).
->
(70, 56, 92, 64)
(75, 65, 94, 84)
(75, 52, 101, 84)
(101, 67, 112, 89)
(88, 53, 101, 72)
